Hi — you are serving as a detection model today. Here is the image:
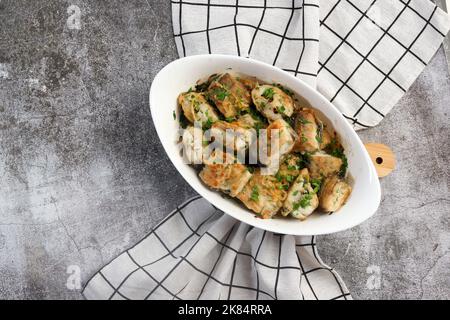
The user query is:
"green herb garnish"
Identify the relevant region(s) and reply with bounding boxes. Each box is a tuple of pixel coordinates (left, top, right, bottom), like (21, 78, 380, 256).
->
(250, 186, 259, 201)
(325, 138, 348, 177)
(262, 87, 275, 100)
(293, 194, 312, 210)
(203, 117, 214, 130)
(213, 87, 229, 101)
(311, 178, 322, 194)
(316, 132, 322, 144)
(275, 172, 283, 182)
(301, 134, 308, 143)
(225, 116, 236, 122)
(276, 105, 286, 114)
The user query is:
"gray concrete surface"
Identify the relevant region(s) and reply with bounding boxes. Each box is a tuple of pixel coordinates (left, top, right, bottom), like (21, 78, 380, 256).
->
(0, 0, 448, 300)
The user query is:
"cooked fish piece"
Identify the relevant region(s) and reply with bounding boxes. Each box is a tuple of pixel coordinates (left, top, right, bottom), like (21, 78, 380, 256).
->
(178, 92, 219, 128)
(252, 85, 294, 121)
(210, 120, 255, 153)
(207, 73, 251, 118)
(262, 119, 297, 173)
(239, 76, 259, 91)
(315, 118, 333, 150)
(182, 126, 204, 164)
(199, 158, 252, 197)
(282, 168, 319, 220)
(275, 154, 302, 185)
(320, 129, 332, 150)
(267, 118, 297, 156)
(319, 175, 352, 212)
(236, 171, 287, 219)
(308, 152, 343, 179)
(293, 108, 320, 153)
(233, 114, 262, 130)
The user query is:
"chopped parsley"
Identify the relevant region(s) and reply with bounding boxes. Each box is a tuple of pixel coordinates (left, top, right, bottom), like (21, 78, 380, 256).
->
(325, 138, 348, 177)
(276, 105, 286, 114)
(316, 132, 322, 144)
(213, 87, 229, 101)
(301, 134, 308, 143)
(287, 165, 298, 171)
(225, 116, 236, 122)
(277, 184, 289, 191)
(293, 194, 313, 210)
(250, 186, 259, 201)
(275, 172, 283, 182)
(262, 87, 275, 100)
(192, 100, 200, 112)
(173, 110, 176, 120)
(203, 117, 214, 130)
(311, 178, 322, 194)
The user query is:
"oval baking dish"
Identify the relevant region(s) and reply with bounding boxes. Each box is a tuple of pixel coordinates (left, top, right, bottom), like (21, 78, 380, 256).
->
(150, 54, 380, 235)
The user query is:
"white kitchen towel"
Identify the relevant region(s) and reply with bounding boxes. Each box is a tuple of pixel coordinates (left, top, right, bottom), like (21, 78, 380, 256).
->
(83, 196, 350, 300)
(171, 0, 450, 129)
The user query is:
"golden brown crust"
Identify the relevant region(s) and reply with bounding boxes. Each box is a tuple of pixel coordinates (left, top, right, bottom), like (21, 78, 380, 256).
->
(320, 130, 332, 150)
(276, 154, 302, 182)
(251, 85, 294, 121)
(178, 92, 219, 126)
(266, 119, 297, 155)
(308, 153, 343, 179)
(210, 120, 255, 153)
(180, 73, 353, 221)
(293, 108, 320, 153)
(282, 168, 319, 220)
(319, 176, 352, 212)
(199, 162, 252, 197)
(207, 73, 251, 118)
(236, 171, 287, 219)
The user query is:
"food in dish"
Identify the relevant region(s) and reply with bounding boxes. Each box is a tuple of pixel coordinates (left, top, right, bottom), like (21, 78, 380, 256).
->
(176, 72, 352, 220)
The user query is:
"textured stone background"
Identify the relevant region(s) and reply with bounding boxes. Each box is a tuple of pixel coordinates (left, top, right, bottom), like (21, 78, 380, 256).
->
(0, 0, 448, 299)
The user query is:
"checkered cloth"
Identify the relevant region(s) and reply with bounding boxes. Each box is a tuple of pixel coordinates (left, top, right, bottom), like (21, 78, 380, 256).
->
(83, 196, 350, 300)
(171, 0, 450, 129)
(83, 0, 450, 300)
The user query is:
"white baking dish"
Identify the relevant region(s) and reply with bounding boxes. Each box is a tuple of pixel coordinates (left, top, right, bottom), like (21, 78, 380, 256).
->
(149, 54, 380, 235)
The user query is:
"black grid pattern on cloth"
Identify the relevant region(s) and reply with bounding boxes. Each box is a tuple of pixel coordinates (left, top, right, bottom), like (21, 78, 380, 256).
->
(171, 0, 450, 130)
(82, 197, 351, 300)
(172, 0, 320, 86)
(316, 0, 447, 129)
